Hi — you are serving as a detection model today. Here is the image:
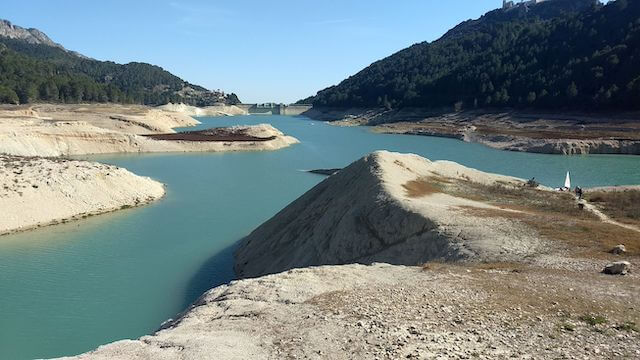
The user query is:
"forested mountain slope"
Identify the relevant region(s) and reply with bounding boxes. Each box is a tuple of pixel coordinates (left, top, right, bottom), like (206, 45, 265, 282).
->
(0, 20, 239, 106)
(302, 0, 640, 111)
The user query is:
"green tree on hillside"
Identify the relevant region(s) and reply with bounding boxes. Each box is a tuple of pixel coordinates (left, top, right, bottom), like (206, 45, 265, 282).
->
(303, 0, 640, 112)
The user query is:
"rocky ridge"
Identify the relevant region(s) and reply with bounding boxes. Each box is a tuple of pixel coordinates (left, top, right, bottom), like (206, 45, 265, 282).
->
(0, 19, 86, 58)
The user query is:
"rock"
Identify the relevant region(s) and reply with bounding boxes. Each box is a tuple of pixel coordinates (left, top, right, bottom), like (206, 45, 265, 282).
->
(307, 168, 341, 176)
(610, 245, 626, 255)
(0, 19, 69, 50)
(603, 261, 631, 275)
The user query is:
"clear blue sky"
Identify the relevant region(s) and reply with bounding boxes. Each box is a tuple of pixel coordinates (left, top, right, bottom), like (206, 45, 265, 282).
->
(3, 1, 501, 103)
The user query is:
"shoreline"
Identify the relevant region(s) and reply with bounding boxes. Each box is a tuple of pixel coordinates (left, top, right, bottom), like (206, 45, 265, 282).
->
(0, 190, 165, 238)
(0, 104, 299, 157)
(0, 103, 298, 236)
(303, 107, 640, 155)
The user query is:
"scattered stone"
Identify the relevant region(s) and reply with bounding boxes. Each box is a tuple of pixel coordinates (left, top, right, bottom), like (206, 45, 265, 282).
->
(603, 261, 631, 275)
(610, 245, 627, 255)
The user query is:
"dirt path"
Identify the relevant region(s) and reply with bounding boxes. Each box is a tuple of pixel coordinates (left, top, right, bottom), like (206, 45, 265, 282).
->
(580, 198, 640, 234)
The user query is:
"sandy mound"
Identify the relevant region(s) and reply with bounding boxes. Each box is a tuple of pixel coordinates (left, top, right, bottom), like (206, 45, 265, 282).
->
(0, 155, 165, 235)
(235, 151, 543, 278)
(158, 103, 248, 117)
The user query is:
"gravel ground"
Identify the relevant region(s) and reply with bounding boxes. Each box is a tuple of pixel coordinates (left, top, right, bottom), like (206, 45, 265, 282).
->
(67, 262, 639, 360)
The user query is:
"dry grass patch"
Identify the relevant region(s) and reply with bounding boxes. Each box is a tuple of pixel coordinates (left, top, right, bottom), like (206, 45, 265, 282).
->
(523, 215, 640, 256)
(420, 260, 449, 271)
(586, 190, 640, 226)
(453, 181, 640, 257)
(402, 178, 445, 198)
(468, 268, 640, 329)
(461, 205, 640, 257)
(457, 181, 584, 215)
(470, 261, 526, 273)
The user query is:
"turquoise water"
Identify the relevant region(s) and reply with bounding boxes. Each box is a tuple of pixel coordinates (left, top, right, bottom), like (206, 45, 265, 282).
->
(1, 115, 639, 359)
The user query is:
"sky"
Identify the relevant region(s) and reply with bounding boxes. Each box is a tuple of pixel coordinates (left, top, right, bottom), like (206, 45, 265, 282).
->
(3, 1, 500, 103)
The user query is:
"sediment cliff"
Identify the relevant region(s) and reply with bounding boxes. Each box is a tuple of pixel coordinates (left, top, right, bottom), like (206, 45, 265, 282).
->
(486, 138, 640, 155)
(0, 121, 298, 157)
(158, 103, 248, 117)
(0, 155, 165, 235)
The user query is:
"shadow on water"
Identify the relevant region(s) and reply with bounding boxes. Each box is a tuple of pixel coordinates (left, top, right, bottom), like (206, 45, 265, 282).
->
(179, 241, 240, 313)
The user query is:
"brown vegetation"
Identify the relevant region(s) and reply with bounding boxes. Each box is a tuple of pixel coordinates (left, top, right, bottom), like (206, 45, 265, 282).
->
(452, 181, 640, 257)
(585, 190, 640, 226)
(144, 128, 276, 142)
(402, 178, 444, 198)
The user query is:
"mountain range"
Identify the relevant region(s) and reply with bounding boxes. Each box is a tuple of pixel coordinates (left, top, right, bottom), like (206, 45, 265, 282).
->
(0, 19, 239, 106)
(301, 0, 639, 112)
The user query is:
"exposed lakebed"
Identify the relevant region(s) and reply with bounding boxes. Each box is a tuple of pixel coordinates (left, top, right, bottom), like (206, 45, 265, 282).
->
(1, 115, 639, 359)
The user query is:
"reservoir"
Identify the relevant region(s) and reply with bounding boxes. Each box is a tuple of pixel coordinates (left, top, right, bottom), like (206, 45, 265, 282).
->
(1, 115, 639, 359)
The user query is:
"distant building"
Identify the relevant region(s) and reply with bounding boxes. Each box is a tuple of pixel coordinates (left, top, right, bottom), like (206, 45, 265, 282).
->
(503, 0, 548, 10)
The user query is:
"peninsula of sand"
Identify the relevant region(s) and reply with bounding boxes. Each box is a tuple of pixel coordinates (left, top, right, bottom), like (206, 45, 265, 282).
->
(0, 155, 165, 235)
(0, 104, 298, 157)
(0, 103, 298, 235)
(70, 151, 639, 359)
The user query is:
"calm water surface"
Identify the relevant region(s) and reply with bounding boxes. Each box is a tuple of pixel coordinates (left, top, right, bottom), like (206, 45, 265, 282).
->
(1, 115, 639, 359)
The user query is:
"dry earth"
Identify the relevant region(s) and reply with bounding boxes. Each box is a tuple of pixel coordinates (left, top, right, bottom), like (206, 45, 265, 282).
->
(0, 103, 297, 234)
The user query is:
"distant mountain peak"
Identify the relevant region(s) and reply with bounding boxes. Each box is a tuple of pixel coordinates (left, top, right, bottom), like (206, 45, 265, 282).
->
(0, 19, 88, 58)
(0, 19, 61, 47)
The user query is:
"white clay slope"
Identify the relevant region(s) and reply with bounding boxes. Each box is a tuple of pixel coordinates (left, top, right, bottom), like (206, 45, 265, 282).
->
(235, 151, 542, 278)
